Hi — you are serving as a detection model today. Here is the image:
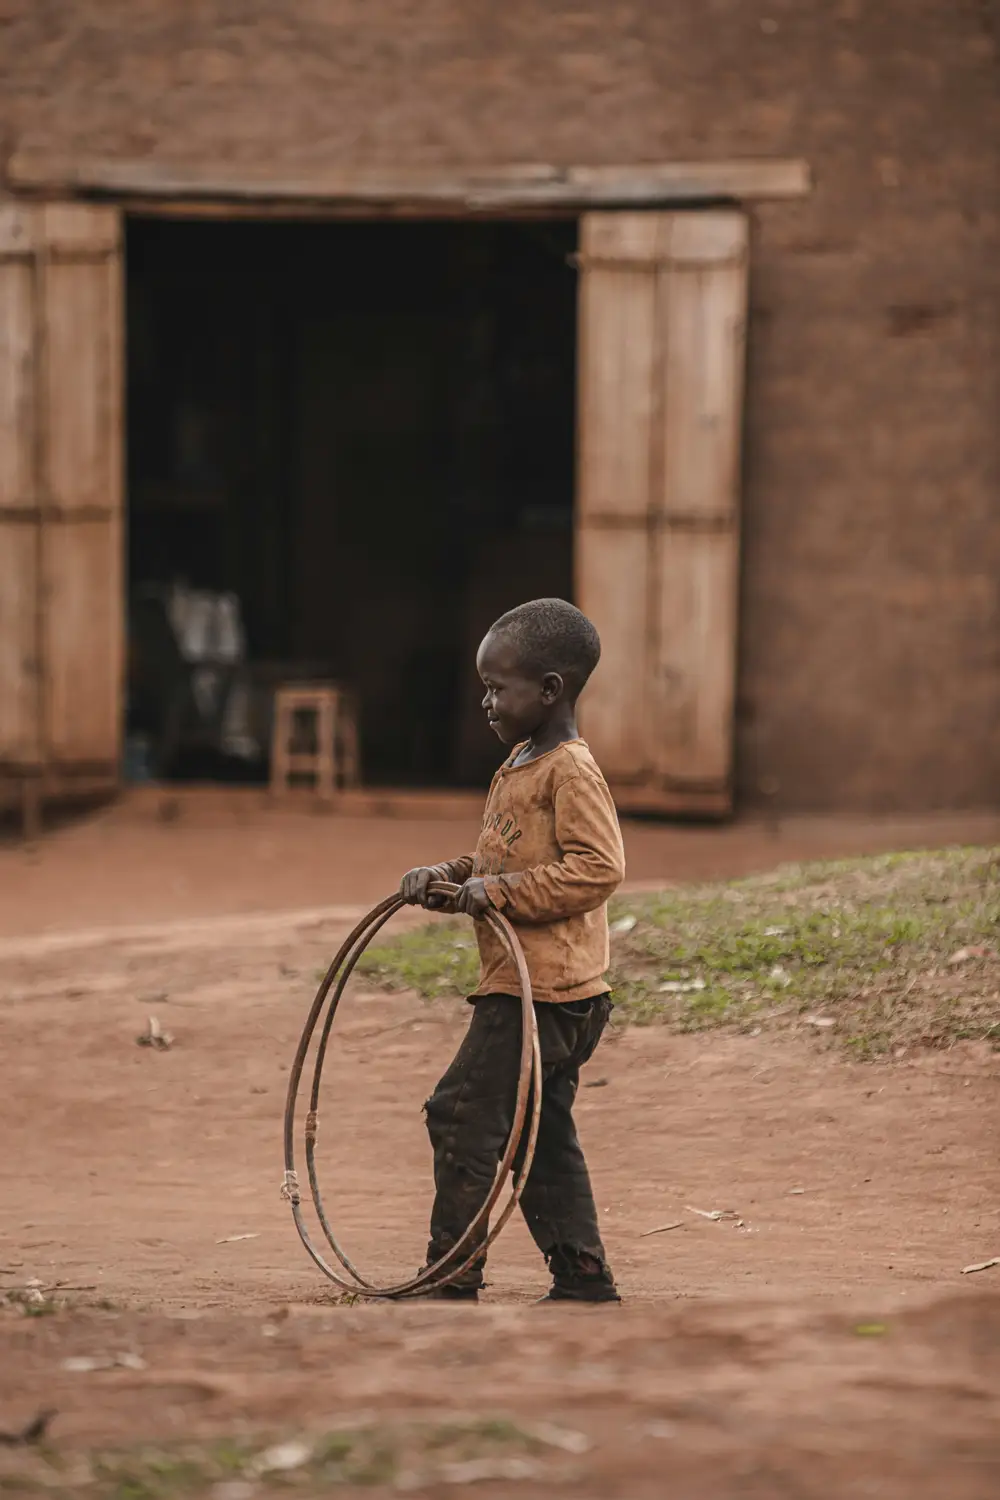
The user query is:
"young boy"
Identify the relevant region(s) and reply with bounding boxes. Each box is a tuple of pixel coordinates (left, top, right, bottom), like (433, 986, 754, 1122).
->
(400, 597, 625, 1303)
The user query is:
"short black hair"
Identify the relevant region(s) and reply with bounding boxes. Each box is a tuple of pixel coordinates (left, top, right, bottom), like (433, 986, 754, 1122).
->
(488, 598, 601, 698)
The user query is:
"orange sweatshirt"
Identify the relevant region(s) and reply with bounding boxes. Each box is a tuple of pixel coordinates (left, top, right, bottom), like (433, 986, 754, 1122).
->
(432, 739, 626, 1003)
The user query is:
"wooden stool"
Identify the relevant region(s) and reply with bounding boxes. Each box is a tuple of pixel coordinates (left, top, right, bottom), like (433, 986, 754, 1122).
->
(270, 683, 360, 800)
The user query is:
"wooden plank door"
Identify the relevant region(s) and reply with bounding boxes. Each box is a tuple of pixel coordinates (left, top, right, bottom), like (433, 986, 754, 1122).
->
(575, 210, 748, 815)
(0, 202, 124, 814)
(0, 205, 41, 794)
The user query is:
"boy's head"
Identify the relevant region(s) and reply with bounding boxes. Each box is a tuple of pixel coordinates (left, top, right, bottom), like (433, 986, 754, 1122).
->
(477, 598, 601, 745)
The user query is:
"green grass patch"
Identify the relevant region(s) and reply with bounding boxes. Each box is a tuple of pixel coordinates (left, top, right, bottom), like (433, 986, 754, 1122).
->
(357, 916, 479, 999)
(351, 846, 1000, 1056)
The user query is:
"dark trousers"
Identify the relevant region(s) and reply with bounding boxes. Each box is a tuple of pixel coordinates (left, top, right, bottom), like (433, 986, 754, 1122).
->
(424, 993, 613, 1290)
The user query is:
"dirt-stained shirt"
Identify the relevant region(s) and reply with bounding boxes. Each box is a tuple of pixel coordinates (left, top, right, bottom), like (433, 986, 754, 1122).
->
(432, 739, 626, 1003)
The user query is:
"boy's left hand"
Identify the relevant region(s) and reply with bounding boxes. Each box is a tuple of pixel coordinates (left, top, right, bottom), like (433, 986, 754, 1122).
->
(455, 878, 492, 919)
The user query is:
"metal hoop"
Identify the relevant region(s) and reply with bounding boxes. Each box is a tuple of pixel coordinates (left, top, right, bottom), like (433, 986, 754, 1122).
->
(283, 882, 542, 1298)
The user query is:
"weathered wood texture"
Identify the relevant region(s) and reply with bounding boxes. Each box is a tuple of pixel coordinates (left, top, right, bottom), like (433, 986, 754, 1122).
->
(0, 202, 123, 782)
(0, 1, 996, 814)
(6, 155, 810, 210)
(0, 234, 37, 769)
(576, 211, 747, 816)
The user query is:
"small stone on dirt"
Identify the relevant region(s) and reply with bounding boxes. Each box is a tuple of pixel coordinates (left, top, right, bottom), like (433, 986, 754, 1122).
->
(62, 1352, 147, 1373)
(528, 1422, 591, 1454)
(249, 1439, 312, 1476)
(948, 946, 992, 966)
(116, 1352, 147, 1371)
(439, 1458, 543, 1484)
(644, 1420, 678, 1440)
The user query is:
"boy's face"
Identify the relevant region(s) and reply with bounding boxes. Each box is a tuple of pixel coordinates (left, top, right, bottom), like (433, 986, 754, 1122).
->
(476, 630, 560, 745)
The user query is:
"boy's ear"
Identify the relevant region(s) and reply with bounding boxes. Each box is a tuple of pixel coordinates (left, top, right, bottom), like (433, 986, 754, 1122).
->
(541, 671, 564, 704)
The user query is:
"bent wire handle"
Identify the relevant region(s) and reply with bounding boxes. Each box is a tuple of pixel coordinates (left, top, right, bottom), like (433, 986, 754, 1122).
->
(282, 882, 542, 1298)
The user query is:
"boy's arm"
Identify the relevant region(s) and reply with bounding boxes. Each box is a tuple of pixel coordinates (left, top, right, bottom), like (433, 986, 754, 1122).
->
(482, 772, 625, 924)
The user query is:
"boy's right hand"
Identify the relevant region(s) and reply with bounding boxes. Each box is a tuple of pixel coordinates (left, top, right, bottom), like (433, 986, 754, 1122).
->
(400, 867, 446, 909)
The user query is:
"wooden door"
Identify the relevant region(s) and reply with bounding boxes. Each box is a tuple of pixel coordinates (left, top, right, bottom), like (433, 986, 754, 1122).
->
(0, 202, 123, 811)
(576, 210, 748, 815)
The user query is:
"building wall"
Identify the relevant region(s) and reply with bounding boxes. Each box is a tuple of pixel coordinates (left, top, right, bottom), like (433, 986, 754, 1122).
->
(2, 0, 998, 812)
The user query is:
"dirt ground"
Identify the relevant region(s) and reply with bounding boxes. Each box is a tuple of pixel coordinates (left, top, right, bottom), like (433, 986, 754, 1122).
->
(0, 801, 998, 1494)
(3, 790, 999, 939)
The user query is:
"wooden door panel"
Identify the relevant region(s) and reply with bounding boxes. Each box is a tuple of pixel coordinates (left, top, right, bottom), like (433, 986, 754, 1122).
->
(0, 257, 34, 507)
(0, 205, 36, 256)
(0, 519, 40, 763)
(660, 216, 748, 524)
(41, 203, 120, 256)
(0, 201, 123, 786)
(581, 212, 667, 265)
(575, 526, 650, 779)
(44, 255, 120, 511)
(0, 218, 38, 767)
(576, 209, 748, 814)
(40, 206, 123, 771)
(44, 516, 123, 763)
(651, 526, 740, 785)
(577, 214, 661, 522)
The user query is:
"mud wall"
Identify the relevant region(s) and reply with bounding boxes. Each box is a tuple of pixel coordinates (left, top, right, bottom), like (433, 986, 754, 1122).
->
(2, 0, 998, 812)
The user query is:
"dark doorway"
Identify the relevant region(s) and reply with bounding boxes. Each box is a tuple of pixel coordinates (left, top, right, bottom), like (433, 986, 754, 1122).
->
(125, 216, 577, 786)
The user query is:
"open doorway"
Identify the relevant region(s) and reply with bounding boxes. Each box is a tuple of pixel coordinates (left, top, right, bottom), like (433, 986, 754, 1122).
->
(125, 216, 577, 787)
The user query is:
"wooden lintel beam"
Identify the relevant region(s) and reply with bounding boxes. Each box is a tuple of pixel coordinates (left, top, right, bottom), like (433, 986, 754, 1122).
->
(6, 153, 811, 210)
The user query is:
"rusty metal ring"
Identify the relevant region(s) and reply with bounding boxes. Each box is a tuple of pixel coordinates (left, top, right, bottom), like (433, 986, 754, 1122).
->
(283, 882, 542, 1298)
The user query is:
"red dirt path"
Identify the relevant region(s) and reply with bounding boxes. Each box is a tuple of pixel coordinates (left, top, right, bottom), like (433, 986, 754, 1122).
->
(0, 801, 998, 1495)
(2, 792, 997, 938)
